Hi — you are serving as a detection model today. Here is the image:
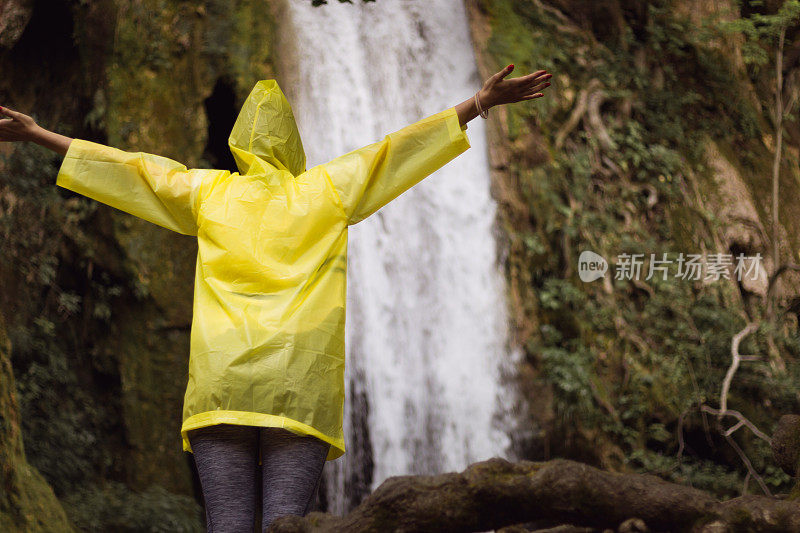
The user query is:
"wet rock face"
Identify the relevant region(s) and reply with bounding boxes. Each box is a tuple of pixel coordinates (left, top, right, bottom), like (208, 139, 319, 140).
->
(0, 0, 34, 49)
(772, 414, 800, 477)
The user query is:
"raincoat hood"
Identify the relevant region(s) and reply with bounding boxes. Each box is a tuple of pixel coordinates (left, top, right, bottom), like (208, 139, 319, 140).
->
(228, 79, 307, 177)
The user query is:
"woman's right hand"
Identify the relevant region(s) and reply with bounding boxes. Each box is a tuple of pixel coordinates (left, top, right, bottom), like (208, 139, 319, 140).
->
(0, 106, 41, 143)
(0, 106, 73, 156)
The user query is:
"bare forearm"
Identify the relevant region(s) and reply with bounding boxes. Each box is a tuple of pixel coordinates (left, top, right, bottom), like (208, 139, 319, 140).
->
(455, 94, 486, 129)
(31, 126, 73, 157)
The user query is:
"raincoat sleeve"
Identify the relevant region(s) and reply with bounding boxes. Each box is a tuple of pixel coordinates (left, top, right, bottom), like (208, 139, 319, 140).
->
(55, 138, 217, 236)
(313, 106, 471, 225)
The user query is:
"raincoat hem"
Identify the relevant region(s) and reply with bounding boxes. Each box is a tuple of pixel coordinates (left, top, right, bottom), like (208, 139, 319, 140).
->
(181, 410, 345, 461)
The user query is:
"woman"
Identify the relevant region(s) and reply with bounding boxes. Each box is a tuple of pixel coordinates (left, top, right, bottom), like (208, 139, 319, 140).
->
(0, 64, 551, 531)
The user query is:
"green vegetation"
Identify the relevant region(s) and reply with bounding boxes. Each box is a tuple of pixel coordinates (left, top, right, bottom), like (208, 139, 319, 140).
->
(481, 0, 800, 497)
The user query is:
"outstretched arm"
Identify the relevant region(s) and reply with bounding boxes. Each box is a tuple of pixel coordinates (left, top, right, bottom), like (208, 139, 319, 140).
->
(0, 105, 218, 236)
(455, 64, 552, 128)
(309, 64, 553, 226)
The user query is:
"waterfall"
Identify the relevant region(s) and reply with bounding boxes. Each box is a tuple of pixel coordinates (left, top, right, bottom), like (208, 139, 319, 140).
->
(274, 0, 523, 514)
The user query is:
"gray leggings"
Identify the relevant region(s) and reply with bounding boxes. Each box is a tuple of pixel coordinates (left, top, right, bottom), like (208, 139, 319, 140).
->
(188, 424, 330, 532)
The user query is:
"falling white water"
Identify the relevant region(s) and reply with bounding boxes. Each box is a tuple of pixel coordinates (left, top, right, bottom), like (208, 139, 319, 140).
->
(276, 0, 523, 514)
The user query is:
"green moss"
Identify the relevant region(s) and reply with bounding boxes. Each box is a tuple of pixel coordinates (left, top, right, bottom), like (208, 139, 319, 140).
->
(62, 481, 203, 533)
(0, 463, 76, 533)
(106, 0, 276, 158)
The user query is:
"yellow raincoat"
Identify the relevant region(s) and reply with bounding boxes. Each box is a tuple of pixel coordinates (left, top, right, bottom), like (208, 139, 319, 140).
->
(55, 79, 471, 460)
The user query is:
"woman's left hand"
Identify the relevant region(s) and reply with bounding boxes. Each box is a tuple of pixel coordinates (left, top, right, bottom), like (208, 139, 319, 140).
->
(478, 65, 552, 109)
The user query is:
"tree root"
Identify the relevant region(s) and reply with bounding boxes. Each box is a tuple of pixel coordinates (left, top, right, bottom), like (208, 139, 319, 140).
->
(554, 79, 602, 151)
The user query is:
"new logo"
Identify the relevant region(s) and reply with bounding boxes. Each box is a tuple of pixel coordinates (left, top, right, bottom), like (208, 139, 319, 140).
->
(578, 251, 608, 282)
